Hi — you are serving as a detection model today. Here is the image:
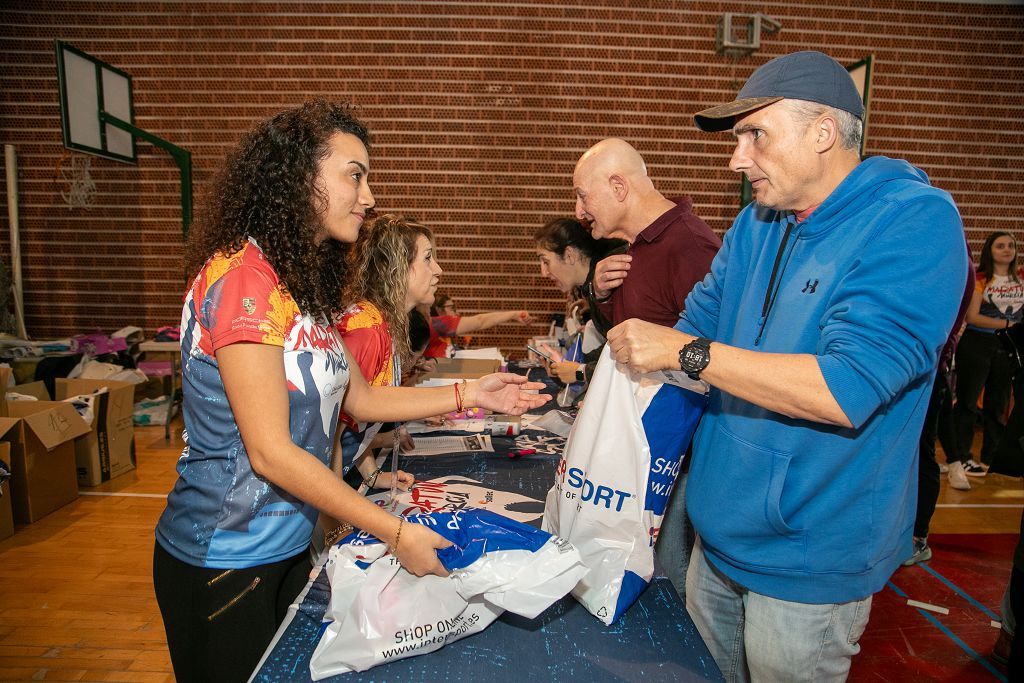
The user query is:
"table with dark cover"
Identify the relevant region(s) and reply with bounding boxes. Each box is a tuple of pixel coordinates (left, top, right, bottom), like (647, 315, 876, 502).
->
(253, 366, 723, 682)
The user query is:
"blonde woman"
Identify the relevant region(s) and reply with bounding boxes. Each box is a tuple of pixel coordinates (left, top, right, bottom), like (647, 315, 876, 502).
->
(311, 215, 443, 555)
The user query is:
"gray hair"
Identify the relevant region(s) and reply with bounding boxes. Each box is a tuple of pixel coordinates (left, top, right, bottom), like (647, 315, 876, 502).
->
(784, 99, 863, 151)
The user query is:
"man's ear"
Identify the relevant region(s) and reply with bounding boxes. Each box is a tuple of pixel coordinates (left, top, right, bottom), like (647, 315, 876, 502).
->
(609, 173, 628, 202)
(813, 113, 840, 153)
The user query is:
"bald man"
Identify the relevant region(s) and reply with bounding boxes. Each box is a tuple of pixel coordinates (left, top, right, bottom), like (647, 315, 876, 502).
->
(572, 138, 720, 598)
(573, 138, 720, 330)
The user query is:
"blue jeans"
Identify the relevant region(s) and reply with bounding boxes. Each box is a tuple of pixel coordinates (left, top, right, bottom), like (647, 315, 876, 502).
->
(686, 541, 872, 682)
(655, 471, 694, 597)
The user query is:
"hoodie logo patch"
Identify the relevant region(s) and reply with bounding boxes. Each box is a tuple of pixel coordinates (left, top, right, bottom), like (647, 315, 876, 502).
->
(802, 279, 819, 294)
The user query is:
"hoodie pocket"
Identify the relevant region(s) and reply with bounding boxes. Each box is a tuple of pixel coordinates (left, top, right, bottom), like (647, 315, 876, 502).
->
(689, 425, 806, 571)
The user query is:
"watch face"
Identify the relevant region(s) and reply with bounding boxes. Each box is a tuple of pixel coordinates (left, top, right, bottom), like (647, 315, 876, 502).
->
(682, 346, 707, 367)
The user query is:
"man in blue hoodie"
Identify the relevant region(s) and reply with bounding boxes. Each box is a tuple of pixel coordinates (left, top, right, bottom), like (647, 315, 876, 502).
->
(606, 51, 969, 681)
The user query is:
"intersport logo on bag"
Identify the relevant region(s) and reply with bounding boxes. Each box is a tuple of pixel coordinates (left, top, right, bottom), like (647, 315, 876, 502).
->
(553, 459, 633, 513)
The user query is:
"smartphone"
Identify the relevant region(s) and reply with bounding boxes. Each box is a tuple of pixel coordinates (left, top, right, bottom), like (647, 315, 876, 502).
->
(527, 344, 557, 363)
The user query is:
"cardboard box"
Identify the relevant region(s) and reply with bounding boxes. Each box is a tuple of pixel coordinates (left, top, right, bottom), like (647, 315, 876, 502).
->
(0, 442, 13, 541)
(9, 380, 51, 402)
(55, 378, 137, 487)
(2, 401, 90, 523)
(428, 358, 501, 379)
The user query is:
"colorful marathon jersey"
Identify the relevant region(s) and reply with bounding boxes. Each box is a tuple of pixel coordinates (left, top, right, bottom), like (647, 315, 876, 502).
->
(425, 314, 460, 358)
(336, 301, 396, 424)
(155, 239, 349, 568)
(336, 300, 400, 470)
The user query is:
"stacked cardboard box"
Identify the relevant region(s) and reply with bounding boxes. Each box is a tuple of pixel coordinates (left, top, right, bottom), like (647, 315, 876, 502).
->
(1, 397, 90, 524)
(0, 442, 13, 541)
(0, 358, 142, 531)
(55, 378, 137, 487)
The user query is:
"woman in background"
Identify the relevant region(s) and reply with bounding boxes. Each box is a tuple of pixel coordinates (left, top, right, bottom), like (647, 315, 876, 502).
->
(534, 216, 625, 385)
(951, 231, 1024, 480)
(311, 214, 443, 556)
(153, 100, 548, 682)
(425, 291, 535, 358)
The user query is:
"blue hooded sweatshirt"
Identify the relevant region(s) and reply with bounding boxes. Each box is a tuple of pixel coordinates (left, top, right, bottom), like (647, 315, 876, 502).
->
(678, 156, 968, 604)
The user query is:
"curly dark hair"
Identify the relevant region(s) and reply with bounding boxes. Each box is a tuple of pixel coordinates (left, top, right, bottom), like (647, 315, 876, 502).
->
(184, 99, 371, 321)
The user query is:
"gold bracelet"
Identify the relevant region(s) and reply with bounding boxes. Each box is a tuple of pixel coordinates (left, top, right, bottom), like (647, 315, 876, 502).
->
(324, 523, 353, 547)
(392, 517, 405, 552)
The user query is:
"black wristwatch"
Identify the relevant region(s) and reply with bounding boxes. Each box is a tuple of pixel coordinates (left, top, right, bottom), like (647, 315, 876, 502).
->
(679, 337, 713, 380)
(575, 367, 586, 383)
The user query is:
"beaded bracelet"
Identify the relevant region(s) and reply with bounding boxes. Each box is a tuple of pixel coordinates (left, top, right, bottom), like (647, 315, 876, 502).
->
(366, 466, 383, 488)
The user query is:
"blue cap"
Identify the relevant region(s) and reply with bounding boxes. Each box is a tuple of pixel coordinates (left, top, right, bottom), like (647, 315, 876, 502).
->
(694, 51, 864, 132)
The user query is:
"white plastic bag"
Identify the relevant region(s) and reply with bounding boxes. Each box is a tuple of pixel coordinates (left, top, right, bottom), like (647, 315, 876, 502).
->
(543, 345, 707, 624)
(309, 508, 587, 678)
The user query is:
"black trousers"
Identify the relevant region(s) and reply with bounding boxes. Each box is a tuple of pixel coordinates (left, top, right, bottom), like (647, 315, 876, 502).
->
(153, 541, 312, 683)
(1010, 567, 1024, 678)
(953, 329, 1013, 465)
(914, 371, 957, 539)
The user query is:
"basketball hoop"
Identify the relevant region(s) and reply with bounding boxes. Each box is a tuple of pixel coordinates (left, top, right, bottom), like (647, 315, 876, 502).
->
(55, 150, 96, 210)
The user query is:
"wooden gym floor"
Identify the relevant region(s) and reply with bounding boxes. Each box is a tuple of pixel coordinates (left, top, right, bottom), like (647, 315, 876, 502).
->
(0, 419, 1020, 681)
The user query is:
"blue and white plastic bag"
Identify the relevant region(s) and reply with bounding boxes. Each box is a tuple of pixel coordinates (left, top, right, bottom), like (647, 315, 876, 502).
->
(543, 345, 707, 624)
(309, 508, 587, 677)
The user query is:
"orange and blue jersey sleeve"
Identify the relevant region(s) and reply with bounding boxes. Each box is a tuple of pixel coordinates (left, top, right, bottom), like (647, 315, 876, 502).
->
(197, 255, 294, 352)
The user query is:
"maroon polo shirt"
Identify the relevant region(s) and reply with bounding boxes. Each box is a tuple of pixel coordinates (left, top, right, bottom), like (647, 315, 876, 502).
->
(598, 197, 720, 328)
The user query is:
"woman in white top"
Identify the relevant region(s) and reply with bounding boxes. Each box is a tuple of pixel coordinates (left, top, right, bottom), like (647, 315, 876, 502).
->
(951, 231, 1024, 477)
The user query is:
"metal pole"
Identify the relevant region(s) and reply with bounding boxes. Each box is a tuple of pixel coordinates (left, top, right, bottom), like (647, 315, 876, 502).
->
(4, 144, 28, 339)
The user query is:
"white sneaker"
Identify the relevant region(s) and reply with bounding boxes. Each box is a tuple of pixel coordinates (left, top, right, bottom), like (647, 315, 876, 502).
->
(948, 461, 971, 491)
(964, 460, 988, 477)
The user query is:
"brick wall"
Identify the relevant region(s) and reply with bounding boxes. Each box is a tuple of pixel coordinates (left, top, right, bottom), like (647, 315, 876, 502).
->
(1, 0, 1021, 354)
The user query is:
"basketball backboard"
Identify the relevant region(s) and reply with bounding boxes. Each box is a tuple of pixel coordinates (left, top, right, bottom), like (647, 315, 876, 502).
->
(55, 40, 137, 164)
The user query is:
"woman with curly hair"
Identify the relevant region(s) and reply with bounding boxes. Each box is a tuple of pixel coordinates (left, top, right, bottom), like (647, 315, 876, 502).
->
(153, 100, 547, 682)
(310, 214, 441, 556)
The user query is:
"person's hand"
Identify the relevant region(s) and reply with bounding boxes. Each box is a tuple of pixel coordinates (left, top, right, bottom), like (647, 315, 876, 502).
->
(553, 361, 581, 384)
(607, 318, 692, 374)
(467, 373, 550, 414)
(512, 310, 535, 325)
(393, 521, 451, 577)
(538, 343, 563, 378)
(373, 468, 415, 491)
(397, 426, 415, 451)
(593, 254, 632, 300)
(568, 298, 588, 322)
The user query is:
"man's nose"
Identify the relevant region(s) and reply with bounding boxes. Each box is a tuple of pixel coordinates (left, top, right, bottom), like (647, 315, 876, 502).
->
(728, 143, 748, 174)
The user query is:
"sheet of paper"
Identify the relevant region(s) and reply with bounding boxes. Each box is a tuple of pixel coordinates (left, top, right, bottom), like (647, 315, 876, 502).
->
(413, 377, 460, 388)
(405, 419, 487, 434)
(529, 409, 575, 436)
(453, 347, 504, 361)
(640, 368, 709, 394)
(401, 434, 494, 455)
